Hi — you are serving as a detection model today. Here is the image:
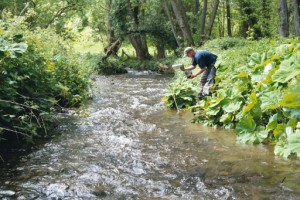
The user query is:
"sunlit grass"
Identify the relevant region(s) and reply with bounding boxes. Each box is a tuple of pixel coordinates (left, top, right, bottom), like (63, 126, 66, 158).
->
(71, 28, 161, 57)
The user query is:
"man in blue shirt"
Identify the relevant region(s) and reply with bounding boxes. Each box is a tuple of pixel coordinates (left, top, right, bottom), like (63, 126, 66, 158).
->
(180, 47, 217, 100)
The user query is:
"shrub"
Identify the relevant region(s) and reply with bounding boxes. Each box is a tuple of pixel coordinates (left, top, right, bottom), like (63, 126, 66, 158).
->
(0, 15, 91, 143)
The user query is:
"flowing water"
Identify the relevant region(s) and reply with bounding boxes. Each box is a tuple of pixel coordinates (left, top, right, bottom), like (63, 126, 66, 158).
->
(1, 71, 300, 200)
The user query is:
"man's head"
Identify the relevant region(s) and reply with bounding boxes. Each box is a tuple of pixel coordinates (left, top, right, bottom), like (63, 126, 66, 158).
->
(183, 47, 194, 57)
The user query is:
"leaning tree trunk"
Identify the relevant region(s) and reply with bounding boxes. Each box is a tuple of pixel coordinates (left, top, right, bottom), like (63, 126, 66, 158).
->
(102, 0, 121, 61)
(170, 0, 194, 46)
(102, 39, 122, 61)
(162, 0, 181, 47)
(293, 0, 300, 36)
(206, 0, 219, 38)
(278, 0, 289, 37)
(128, 33, 151, 60)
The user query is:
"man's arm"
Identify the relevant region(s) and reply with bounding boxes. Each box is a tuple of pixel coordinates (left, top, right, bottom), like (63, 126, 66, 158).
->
(180, 65, 196, 71)
(190, 67, 207, 79)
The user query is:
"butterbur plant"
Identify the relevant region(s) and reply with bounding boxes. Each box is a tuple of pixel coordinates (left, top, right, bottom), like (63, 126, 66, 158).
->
(164, 39, 300, 158)
(162, 72, 198, 110)
(274, 123, 300, 158)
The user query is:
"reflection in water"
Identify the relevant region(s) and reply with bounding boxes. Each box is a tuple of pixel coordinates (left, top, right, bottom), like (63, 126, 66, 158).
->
(0, 72, 300, 199)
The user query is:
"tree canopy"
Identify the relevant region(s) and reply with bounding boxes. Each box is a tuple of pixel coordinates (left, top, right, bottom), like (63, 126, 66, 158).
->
(1, 0, 298, 59)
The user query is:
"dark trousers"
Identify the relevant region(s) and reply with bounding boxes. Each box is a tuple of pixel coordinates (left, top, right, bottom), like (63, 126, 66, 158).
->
(199, 64, 216, 97)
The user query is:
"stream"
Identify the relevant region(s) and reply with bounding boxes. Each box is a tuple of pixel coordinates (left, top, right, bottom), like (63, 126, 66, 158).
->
(0, 71, 300, 199)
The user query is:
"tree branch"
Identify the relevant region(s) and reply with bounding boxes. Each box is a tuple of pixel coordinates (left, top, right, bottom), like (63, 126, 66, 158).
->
(46, 3, 77, 28)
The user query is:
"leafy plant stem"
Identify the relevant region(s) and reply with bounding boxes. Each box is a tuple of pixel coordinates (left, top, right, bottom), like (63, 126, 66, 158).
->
(0, 126, 30, 137)
(172, 90, 180, 113)
(0, 99, 43, 112)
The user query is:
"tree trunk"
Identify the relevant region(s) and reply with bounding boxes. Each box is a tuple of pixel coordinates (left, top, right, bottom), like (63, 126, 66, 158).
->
(226, 0, 232, 37)
(218, 0, 225, 37)
(206, 0, 219, 38)
(128, 34, 151, 60)
(170, 0, 194, 46)
(13, 0, 17, 15)
(293, 0, 300, 36)
(199, 0, 207, 43)
(156, 42, 165, 59)
(278, 0, 289, 37)
(106, 0, 115, 44)
(192, 0, 200, 34)
(162, 0, 181, 47)
(128, 3, 151, 60)
(102, 39, 122, 61)
(104, 0, 119, 57)
(260, 0, 271, 37)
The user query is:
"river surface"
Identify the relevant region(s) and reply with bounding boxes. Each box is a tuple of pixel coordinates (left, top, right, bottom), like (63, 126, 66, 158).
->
(1, 71, 300, 200)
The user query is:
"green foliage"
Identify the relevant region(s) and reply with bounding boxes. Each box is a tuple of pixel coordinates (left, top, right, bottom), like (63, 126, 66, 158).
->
(0, 16, 91, 143)
(203, 37, 246, 50)
(162, 72, 198, 110)
(274, 124, 300, 158)
(163, 38, 300, 158)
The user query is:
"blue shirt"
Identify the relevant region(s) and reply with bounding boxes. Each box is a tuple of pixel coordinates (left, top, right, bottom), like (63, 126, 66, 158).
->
(192, 50, 217, 69)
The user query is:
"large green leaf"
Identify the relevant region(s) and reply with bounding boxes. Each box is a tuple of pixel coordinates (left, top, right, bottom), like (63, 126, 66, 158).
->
(280, 93, 300, 108)
(206, 107, 220, 116)
(275, 129, 300, 158)
(273, 123, 286, 138)
(209, 95, 225, 108)
(260, 90, 282, 111)
(223, 101, 242, 113)
(0, 42, 28, 58)
(248, 52, 266, 66)
(236, 114, 256, 134)
(279, 84, 300, 109)
(242, 92, 257, 114)
(272, 54, 300, 83)
(283, 108, 300, 120)
(237, 129, 268, 144)
(9, 42, 28, 54)
(267, 114, 278, 131)
(220, 113, 232, 124)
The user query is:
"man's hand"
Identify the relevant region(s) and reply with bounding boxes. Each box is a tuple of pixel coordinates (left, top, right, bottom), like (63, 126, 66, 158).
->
(180, 66, 185, 71)
(188, 74, 195, 79)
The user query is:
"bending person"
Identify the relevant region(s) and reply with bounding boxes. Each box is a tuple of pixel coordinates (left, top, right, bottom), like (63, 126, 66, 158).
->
(180, 47, 218, 100)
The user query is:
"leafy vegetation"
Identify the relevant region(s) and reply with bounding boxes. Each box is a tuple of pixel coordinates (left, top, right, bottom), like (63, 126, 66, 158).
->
(0, 15, 91, 144)
(0, 0, 299, 160)
(162, 73, 198, 110)
(163, 38, 300, 158)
